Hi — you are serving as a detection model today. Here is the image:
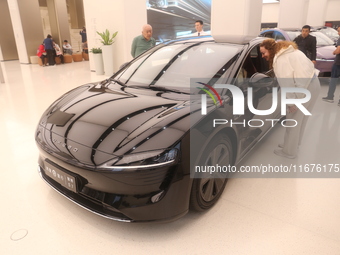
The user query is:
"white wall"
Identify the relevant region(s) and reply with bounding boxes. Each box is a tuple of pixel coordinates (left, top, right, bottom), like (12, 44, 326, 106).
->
(40, 7, 52, 38)
(261, 3, 279, 23)
(325, 0, 340, 21)
(83, 0, 147, 72)
(7, 0, 28, 64)
(262, 0, 340, 25)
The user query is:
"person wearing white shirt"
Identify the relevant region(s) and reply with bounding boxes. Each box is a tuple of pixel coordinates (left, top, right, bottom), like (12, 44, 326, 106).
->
(63, 40, 73, 55)
(53, 41, 64, 64)
(193, 20, 208, 36)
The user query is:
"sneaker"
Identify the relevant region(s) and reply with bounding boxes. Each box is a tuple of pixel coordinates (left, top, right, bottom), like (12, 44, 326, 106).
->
(322, 97, 334, 103)
(274, 149, 296, 159)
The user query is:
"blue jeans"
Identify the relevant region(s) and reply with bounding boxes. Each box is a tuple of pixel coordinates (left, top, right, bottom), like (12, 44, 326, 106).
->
(327, 64, 340, 99)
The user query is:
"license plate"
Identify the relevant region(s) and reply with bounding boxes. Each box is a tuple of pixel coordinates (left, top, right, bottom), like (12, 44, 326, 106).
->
(44, 161, 77, 193)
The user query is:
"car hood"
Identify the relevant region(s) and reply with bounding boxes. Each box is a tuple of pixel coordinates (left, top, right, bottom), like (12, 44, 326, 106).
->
(35, 83, 192, 166)
(317, 45, 336, 60)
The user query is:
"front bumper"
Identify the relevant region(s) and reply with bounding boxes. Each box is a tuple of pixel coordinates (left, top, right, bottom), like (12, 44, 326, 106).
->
(37, 152, 191, 222)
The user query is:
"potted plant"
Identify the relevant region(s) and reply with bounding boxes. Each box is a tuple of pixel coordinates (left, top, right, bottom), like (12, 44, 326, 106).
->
(96, 29, 118, 76)
(90, 47, 104, 75)
(96, 29, 118, 45)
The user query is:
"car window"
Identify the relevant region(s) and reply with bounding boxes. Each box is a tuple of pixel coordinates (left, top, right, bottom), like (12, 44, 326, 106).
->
(262, 31, 274, 38)
(273, 31, 285, 41)
(117, 42, 243, 88)
(261, 31, 286, 41)
(118, 43, 186, 85)
(236, 44, 270, 84)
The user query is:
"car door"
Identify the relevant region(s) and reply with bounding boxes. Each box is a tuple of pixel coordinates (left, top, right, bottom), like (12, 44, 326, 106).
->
(232, 42, 280, 154)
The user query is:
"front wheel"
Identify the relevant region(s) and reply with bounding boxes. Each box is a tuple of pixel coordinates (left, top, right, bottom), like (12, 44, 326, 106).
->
(190, 134, 233, 211)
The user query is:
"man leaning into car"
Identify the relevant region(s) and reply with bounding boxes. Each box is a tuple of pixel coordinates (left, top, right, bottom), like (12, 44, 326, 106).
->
(293, 25, 317, 64)
(131, 24, 156, 58)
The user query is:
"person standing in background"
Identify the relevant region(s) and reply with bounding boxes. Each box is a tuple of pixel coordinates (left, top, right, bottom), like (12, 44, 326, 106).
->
(193, 20, 208, 36)
(43, 34, 55, 66)
(293, 25, 317, 64)
(80, 27, 87, 53)
(131, 24, 156, 58)
(80, 27, 87, 43)
(322, 26, 340, 106)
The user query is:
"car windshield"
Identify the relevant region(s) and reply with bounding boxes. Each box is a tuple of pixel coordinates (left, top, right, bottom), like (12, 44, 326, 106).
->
(286, 31, 334, 46)
(115, 41, 243, 90)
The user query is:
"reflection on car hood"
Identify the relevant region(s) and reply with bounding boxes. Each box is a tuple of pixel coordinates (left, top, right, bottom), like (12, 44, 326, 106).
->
(36, 84, 192, 166)
(317, 45, 336, 60)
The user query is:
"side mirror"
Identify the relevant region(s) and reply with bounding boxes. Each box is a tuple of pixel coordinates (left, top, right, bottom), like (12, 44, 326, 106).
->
(249, 72, 273, 88)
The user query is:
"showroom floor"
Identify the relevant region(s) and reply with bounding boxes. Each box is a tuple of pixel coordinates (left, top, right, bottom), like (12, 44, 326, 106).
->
(1, 60, 340, 255)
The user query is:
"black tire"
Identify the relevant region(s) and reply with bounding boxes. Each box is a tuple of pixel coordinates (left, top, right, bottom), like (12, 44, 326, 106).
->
(190, 134, 233, 212)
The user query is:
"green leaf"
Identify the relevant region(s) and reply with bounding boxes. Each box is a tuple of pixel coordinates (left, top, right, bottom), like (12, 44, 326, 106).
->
(90, 47, 102, 53)
(96, 29, 118, 45)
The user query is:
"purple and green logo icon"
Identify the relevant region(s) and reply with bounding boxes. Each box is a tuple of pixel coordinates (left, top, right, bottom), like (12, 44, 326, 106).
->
(197, 82, 222, 115)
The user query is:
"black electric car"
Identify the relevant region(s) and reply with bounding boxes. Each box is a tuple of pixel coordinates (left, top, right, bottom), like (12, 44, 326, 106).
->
(35, 36, 279, 222)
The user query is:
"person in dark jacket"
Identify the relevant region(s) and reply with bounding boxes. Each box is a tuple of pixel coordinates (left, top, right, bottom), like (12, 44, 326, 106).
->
(322, 26, 340, 106)
(79, 27, 87, 43)
(43, 34, 55, 66)
(293, 25, 317, 64)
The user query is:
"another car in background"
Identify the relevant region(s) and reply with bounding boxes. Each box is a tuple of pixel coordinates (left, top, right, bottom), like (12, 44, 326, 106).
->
(260, 28, 335, 74)
(312, 26, 339, 43)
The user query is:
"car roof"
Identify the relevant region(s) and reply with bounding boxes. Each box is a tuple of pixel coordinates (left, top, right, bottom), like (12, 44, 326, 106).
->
(170, 34, 263, 45)
(262, 28, 300, 32)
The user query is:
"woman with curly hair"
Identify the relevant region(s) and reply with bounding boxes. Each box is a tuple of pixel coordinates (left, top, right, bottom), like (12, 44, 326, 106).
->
(259, 39, 320, 159)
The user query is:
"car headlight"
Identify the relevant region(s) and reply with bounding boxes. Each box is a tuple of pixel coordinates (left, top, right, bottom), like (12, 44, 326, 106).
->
(98, 148, 178, 171)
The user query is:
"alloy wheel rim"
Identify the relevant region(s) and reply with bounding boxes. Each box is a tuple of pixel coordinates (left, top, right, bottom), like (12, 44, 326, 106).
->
(200, 143, 229, 202)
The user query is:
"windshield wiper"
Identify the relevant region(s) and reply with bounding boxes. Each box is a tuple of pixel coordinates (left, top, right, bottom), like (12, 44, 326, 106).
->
(109, 78, 126, 87)
(150, 85, 191, 94)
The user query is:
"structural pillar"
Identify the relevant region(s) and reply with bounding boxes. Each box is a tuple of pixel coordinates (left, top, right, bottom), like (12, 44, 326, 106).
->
(7, 0, 44, 64)
(0, 0, 18, 61)
(211, 0, 263, 41)
(68, 0, 85, 29)
(306, 0, 328, 26)
(278, 0, 307, 28)
(83, 0, 147, 72)
(0, 64, 5, 83)
(46, 0, 71, 46)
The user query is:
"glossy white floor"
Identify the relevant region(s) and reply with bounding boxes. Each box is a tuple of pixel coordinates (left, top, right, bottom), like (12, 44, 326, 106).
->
(1, 60, 340, 255)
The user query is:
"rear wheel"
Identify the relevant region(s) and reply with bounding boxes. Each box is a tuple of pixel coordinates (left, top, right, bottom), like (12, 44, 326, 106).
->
(190, 134, 233, 211)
